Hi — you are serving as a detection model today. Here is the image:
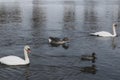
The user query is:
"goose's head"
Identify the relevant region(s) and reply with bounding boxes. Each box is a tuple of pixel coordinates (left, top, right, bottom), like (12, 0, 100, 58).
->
(24, 45, 31, 54)
(63, 37, 69, 41)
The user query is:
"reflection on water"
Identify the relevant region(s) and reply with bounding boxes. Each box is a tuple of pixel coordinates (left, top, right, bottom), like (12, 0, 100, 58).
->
(0, 64, 30, 80)
(84, 0, 98, 31)
(80, 65, 97, 74)
(50, 43, 69, 49)
(0, 3, 21, 24)
(0, 0, 120, 80)
(63, 1, 76, 30)
(31, 0, 47, 48)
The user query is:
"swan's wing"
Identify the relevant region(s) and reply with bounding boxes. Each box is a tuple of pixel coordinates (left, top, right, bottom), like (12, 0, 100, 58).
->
(90, 31, 112, 37)
(0, 55, 26, 65)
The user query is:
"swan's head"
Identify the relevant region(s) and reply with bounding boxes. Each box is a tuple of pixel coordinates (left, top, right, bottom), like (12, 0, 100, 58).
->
(113, 23, 117, 27)
(24, 45, 31, 54)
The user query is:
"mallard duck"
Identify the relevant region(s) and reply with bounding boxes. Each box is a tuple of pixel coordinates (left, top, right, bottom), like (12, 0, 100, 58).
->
(81, 53, 96, 62)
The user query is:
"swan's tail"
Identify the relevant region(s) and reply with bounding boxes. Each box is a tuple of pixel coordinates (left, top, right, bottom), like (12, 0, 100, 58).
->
(89, 33, 96, 36)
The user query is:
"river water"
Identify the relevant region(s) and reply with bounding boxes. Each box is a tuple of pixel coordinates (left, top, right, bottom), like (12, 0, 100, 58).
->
(0, 0, 120, 80)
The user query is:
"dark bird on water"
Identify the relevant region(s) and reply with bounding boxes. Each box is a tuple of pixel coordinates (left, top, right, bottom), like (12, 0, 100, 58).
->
(81, 52, 96, 63)
(48, 37, 69, 45)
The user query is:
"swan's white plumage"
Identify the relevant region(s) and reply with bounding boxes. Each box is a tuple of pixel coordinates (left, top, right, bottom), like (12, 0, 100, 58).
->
(90, 23, 117, 37)
(90, 31, 113, 37)
(0, 56, 26, 65)
(0, 45, 31, 66)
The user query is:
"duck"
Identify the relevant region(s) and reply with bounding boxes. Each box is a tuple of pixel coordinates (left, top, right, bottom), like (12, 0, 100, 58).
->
(90, 23, 117, 37)
(48, 37, 69, 45)
(0, 45, 31, 66)
(81, 52, 96, 62)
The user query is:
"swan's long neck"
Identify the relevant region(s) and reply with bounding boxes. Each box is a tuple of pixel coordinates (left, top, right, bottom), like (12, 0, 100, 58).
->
(24, 49, 30, 64)
(112, 25, 116, 37)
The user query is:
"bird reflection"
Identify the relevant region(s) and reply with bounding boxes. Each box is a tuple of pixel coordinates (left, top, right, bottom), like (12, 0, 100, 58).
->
(50, 43, 69, 49)
(24, 65, 31, 80)
(112, 38, 117, 49)
(80, 65, 97, 74)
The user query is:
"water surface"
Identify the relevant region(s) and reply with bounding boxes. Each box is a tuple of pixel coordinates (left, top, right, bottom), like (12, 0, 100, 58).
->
(0, 0, 120, 80)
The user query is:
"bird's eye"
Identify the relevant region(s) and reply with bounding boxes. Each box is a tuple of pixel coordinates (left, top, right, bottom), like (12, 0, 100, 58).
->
(28, 48, 30, 50)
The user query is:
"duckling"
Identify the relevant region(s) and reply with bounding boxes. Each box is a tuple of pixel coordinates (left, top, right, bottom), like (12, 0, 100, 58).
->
(48, 37, 69, 45)
(81, 52, 96, 62)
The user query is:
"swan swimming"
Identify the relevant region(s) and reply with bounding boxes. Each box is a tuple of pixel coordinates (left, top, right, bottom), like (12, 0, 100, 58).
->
(90, 23, 117, 37)
(0, 45, 31, 66)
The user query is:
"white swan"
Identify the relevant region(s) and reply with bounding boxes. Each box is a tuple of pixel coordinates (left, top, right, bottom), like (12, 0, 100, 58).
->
(90, 23, 117, 37)
(0, 45, 31, 66)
